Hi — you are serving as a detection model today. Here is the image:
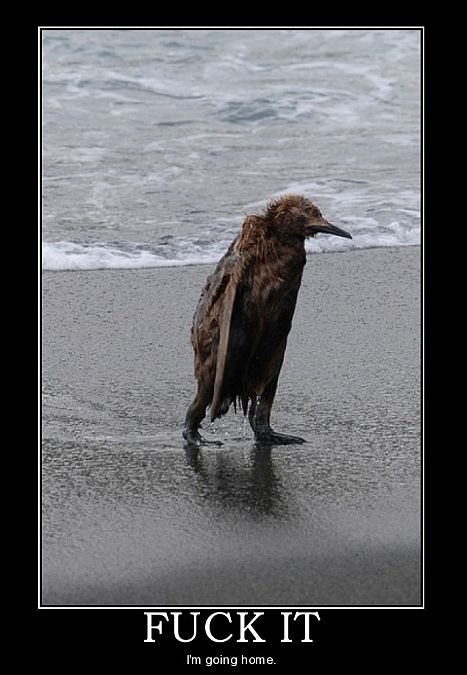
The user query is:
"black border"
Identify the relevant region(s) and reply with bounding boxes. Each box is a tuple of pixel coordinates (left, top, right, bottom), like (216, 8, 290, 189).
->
(35, 23, 429, 664)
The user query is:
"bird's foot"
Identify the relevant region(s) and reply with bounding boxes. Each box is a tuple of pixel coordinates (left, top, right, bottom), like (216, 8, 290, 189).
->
(183, 428, 223, 449)
(254, 430, 307, 446)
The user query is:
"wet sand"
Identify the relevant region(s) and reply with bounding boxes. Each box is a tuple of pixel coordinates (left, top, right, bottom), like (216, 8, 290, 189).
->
(41, 247, 421, 606)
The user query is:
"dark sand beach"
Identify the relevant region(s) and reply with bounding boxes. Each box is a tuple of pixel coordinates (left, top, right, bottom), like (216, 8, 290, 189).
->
(41, 246, 421, 606)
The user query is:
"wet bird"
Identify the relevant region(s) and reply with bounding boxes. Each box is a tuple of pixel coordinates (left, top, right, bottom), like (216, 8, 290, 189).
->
(183, 194, 352, 448)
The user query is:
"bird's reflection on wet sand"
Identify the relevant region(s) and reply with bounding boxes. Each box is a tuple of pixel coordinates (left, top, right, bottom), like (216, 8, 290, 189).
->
(185, 445, 288, 519)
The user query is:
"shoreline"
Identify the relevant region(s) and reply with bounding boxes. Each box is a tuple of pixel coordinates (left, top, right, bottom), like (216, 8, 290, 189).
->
(41, 243, 421, 274)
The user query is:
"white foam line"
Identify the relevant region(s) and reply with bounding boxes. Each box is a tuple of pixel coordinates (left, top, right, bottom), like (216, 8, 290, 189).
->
(42, 233, 420, 271)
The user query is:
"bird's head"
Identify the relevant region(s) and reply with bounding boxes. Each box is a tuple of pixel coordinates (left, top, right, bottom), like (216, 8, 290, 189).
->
(264, 194, 352, 241)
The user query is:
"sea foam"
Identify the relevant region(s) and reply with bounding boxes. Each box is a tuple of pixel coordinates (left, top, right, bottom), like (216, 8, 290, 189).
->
(42, 223, 420, 271)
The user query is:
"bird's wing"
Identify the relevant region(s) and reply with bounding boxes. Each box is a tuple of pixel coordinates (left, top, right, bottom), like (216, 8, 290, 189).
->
(210, 262, 239, 420)
(191, 239, 238, 357)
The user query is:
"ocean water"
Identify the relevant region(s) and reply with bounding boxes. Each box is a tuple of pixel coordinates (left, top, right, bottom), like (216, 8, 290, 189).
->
(42, 29, 421, 270)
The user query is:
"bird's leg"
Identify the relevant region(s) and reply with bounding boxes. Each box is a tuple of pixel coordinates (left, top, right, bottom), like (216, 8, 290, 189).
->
(249, 381, 307, 446)
(248, 395, 257, 431)
(183, 383, 223, 449)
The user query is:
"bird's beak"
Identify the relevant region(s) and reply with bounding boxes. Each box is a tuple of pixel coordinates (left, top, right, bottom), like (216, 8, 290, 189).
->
(311, 218, 352, 239)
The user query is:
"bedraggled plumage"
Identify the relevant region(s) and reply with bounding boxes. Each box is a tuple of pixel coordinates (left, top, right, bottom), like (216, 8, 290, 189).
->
(183, 194, 352, 447)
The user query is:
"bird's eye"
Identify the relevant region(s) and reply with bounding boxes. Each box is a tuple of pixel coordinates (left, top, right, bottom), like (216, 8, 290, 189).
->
(294, 215, 307, 225)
